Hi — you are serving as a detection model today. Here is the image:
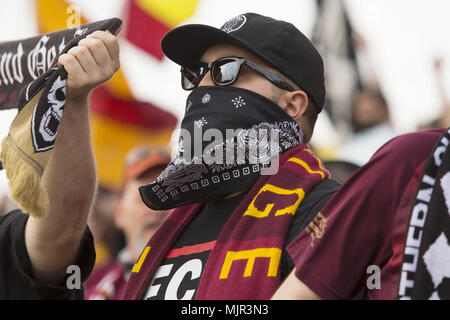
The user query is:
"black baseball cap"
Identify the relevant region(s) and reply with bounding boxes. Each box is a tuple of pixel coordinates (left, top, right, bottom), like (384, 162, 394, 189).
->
(161, 12, 325, 112)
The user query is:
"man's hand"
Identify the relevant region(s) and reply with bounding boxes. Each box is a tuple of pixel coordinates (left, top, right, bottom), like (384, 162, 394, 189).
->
(25, 31, 120, 285)
(58, 30, 120, 104)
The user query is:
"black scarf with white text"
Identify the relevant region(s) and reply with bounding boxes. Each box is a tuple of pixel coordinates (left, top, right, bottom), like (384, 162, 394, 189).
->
(398, 128, 450, 300)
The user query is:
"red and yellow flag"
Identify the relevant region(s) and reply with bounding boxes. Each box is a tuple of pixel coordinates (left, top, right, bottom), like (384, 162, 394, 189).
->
(90, 87, 177, 189)
(35, 0, 134, 100)
(34, 0, 179, 189)
(124, 0, 199, 59)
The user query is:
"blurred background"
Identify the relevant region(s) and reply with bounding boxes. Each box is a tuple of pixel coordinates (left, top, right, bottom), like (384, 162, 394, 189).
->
(0, 0, 449, 265)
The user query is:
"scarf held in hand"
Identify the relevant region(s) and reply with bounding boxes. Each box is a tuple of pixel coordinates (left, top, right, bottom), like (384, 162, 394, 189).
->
(0, 18, 122, 217)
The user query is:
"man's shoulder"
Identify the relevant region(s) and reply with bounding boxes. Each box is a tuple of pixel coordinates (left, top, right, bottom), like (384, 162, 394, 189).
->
(300, 178, 341, 210)
(0, 209, 27, 230)
(359, 129, 445, 178)
(375, 129, 444, 161)
(287, 178, 340, 242)
(295, 176, 340, 215)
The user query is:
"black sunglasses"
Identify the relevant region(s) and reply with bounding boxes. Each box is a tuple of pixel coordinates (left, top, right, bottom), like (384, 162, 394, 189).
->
(181, 57, 295, 92)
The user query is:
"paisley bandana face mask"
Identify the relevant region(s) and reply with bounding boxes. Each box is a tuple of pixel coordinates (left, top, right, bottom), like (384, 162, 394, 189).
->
(139, 86, 304, 210)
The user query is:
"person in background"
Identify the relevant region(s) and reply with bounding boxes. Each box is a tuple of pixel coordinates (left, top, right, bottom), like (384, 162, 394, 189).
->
(84, 146, 172, 300)
(88, 188, 121, 272)
(337, 33, 397, 166)
(337, 88, 398, 166)
(322, 160, 359, 185)
(418, 57, 450, 130)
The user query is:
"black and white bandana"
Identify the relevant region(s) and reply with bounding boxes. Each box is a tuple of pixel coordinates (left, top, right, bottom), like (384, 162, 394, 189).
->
(139, 86, 305, 210)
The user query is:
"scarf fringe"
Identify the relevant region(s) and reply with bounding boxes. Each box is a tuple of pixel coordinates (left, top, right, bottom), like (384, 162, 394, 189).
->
(0, 136, 48, 218)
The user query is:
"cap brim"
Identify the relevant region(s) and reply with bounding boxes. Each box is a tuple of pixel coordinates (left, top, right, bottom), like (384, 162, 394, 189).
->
(161, 24, 258, 66)
(125, 156, 170, 182)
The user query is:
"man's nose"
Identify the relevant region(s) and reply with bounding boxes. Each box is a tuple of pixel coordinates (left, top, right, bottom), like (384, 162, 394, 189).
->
(198, 70, 214, 87)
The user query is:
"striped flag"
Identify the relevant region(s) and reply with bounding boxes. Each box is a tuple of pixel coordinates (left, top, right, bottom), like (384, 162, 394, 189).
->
(90, 87, 177, 190)
(312, 0, 363, 133)
(35, 0, 134, 99)
(34, 0, 179, 189)
(124, 0, 199, 59)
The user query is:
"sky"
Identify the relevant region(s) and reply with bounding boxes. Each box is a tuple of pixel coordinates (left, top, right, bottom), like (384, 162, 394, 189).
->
(0, 0, 449, 195)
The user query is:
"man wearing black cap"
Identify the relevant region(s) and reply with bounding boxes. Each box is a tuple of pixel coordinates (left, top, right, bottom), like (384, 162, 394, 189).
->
(122, 13, 340, 300)
(161, 13, 325, 143)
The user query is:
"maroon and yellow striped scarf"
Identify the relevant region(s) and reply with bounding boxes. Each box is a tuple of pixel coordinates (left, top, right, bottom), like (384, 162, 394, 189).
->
(123, 144, 329, 300)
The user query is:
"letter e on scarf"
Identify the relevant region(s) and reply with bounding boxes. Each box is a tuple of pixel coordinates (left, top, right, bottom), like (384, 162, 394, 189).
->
(219, 248, 281, 279)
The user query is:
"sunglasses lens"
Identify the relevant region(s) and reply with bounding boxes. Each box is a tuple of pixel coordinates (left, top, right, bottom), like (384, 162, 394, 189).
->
(212, 59, 240, 85)
(181, 65, 204, 90)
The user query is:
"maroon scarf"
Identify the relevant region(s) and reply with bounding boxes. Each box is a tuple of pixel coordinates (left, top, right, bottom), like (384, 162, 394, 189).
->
(122, 144, 329, 299)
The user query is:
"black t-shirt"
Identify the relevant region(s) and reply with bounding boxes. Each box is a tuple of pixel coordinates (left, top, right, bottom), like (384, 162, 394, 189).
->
(0, 210, 96, 299)
(144, 178, 341, 300)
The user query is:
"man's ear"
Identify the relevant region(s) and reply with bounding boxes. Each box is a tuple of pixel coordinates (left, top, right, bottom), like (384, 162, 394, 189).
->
(279, 90, 309, 121)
